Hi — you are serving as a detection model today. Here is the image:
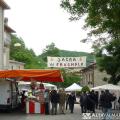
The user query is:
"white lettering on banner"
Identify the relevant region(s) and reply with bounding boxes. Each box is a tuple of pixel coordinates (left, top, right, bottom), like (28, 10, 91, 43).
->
(47, 57, 86, 68)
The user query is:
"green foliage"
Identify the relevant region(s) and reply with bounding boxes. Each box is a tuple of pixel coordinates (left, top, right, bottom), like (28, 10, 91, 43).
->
(60, 69, 81, 88)
(59, 50, 89, 56)
(96, 39, 120, 84)
(10, 35, 31, 63)
(50, 68, 81, 88)
(40, 42, 60, 62)
(10, 35, 45, 69)
(61, 0, 120, 84)
(59, 50, 95, 66)
(81, 86, 90, 92)
(61, 0, 120, 41)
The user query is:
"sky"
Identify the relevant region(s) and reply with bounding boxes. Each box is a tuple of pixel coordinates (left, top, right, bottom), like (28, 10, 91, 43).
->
(4, 0, 93, 55)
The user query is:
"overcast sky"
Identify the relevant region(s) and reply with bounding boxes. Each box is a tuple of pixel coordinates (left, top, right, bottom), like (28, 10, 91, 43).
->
(4, 0, 93, 55)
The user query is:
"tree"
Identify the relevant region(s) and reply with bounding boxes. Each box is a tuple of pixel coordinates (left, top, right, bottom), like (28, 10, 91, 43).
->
(52, 68, 81, 88)
(81, 86, 90, 92)
(10, 35, 43, 69)
(61, 0, 120, 84)
(61, 0, 120, 42)
(96, 39, 120, 84)
(41, 42, 60, 62)
(10, 35, 32, 64)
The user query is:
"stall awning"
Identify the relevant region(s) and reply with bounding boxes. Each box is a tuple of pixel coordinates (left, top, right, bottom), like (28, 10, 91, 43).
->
(0, 69, 64, 82)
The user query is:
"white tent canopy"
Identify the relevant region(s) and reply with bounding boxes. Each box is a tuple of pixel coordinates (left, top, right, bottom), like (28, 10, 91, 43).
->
(92, 84, 120, 91)
(43, 83, 57, 90)
(91, 84, 120, 109)
(65, 83, 82, 91)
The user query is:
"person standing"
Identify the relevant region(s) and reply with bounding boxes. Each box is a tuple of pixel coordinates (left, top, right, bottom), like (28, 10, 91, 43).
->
(44, 89, 50, 115)
(66, 93, 70, 110)
(21, 91, 27, 112)
(37, 83, 45, 114)
(86, 91, 95, 113)
(118, 96, 120, 110)
(90, 90, 96, 113)
(80, 91, 87, 113)
(50, 90, 59, 115)
(94, 91, 99, 109)
(59, 88, 66, 114)
(101, 90, 116, 120)
(68, 92, 76, 113)
(99, 90, 105, 110)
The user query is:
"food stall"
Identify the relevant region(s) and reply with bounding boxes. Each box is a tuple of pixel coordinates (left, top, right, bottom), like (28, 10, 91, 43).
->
(0, 69, 64, 114)
(26, 82, 45, 114)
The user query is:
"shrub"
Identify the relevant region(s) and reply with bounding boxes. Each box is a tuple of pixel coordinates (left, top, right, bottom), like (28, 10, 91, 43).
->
(81, 86, 90, 93)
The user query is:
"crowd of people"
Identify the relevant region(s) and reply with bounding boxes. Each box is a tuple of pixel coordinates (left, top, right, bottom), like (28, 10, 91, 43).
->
(44, 89, 76, 115)
(80, 90, 96, 113)
(20, 86, 119, 117)
(80, 90, 117, 113)
(20, 87, 76, 115)
(49, 89, 119, 116)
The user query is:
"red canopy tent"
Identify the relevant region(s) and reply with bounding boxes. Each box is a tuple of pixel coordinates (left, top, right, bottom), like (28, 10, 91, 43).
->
(0, 69, 64, 82)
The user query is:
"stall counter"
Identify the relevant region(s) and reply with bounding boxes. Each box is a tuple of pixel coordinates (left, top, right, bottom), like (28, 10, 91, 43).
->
(26, 100, 45, 114)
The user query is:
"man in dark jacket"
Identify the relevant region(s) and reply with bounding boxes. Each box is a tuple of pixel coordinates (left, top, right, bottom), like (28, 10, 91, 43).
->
(68, 92, 76, 113)
(99, 90, 105, 110)
(80, 91, 87, 113)
(101, 90, 116, 120)
(50, 90, 59, 115)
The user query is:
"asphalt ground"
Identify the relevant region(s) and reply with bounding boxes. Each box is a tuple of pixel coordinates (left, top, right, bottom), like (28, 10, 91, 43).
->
(0, 104, 120, 120)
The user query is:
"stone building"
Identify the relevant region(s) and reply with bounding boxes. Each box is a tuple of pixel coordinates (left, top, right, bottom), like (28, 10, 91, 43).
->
(80, 63, 109, 88)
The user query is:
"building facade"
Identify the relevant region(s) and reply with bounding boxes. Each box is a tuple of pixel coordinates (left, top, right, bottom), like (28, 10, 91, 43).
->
(80, 63, 109, 88)
(0, 0, 24, 70)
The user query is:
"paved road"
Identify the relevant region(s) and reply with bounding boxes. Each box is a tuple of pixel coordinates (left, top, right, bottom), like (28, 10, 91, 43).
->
(0, 104, 81, 120)
(0, 104, 120, 120)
